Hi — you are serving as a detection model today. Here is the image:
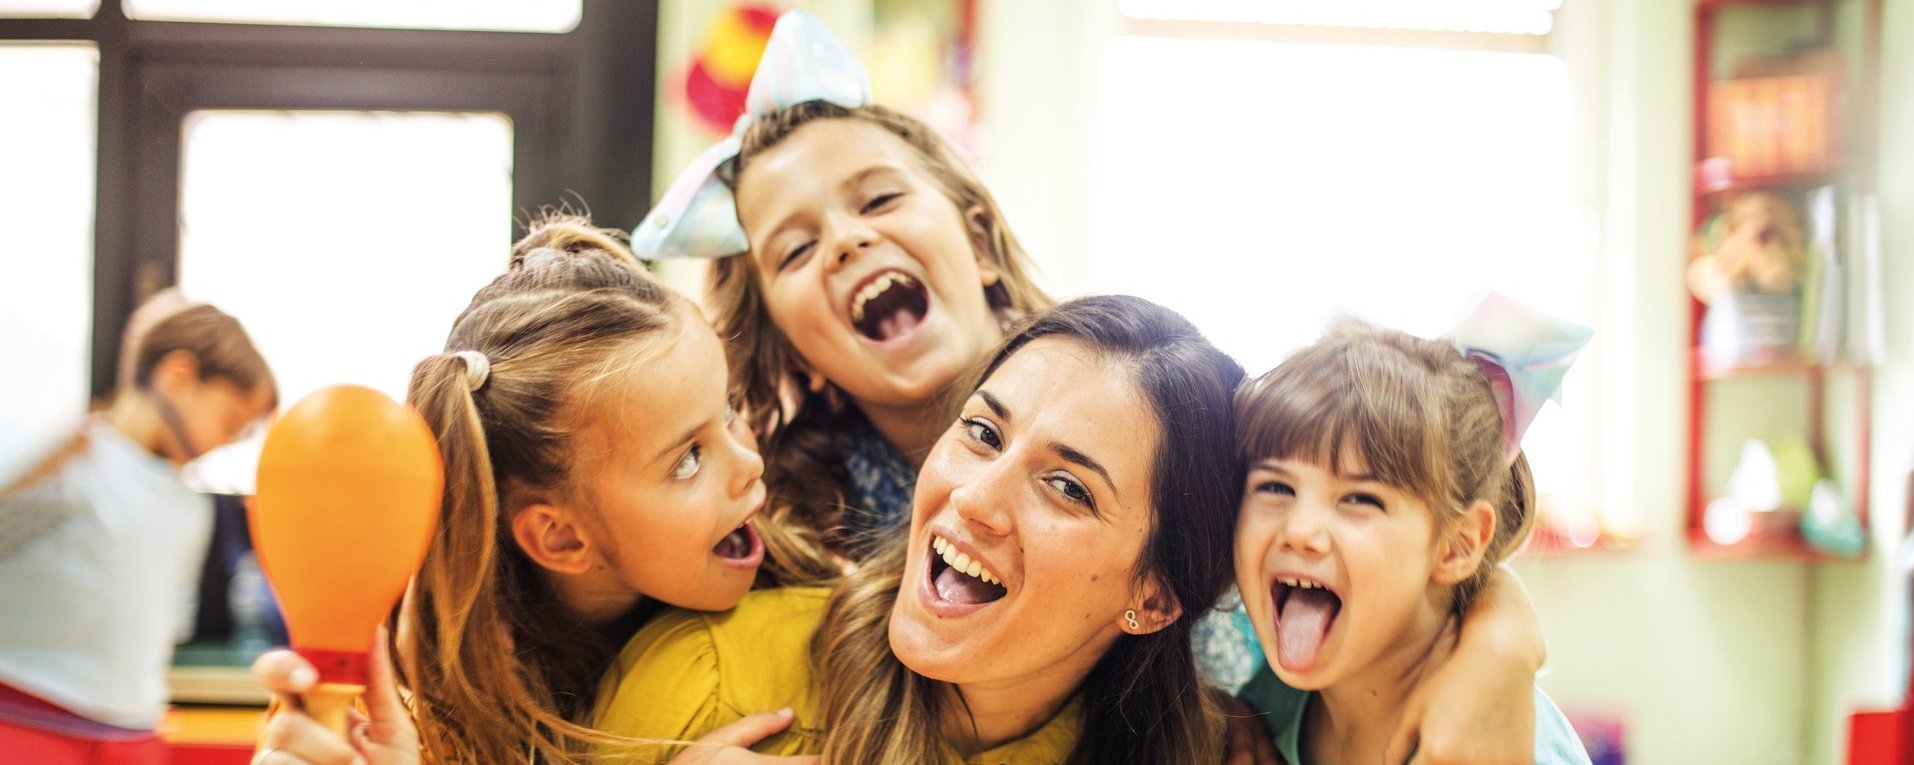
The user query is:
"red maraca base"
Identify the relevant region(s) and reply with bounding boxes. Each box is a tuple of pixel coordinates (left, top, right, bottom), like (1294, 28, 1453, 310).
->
(293, 647, 369, 687)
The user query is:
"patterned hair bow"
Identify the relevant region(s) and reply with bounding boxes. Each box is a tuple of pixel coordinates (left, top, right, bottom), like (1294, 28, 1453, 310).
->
(1448, 291, 1594, 465)
(631, 10, 871, 260)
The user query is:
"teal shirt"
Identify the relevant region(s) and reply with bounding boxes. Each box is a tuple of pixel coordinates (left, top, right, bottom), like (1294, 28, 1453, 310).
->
(1237, 671, 1593, 765)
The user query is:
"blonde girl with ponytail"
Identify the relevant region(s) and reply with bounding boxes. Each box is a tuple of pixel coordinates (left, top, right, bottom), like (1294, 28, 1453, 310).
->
(249, 215, 818, 765)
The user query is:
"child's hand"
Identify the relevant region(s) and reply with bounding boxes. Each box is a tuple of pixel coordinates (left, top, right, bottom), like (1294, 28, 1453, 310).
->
(666, 708, 819, 764)
(251, 627, 421, 765)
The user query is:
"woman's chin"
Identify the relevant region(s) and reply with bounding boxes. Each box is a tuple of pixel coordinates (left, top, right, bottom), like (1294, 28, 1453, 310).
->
(886, 607, 976, 683)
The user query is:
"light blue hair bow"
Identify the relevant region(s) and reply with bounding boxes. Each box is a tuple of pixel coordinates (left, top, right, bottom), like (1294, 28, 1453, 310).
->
(631, 10, 872, 260)
(1449, 291, 1594, 464)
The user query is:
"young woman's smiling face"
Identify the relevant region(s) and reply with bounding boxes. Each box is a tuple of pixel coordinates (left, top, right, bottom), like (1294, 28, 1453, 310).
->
(888, 337, 1160, 688)
(733, 118, 1004, 410)
(1234, 455, 1452, 690)
(571, 318, 767, 612)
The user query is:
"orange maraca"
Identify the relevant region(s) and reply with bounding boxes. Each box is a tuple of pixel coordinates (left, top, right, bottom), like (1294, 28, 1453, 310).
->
(251, 385, 442, 734)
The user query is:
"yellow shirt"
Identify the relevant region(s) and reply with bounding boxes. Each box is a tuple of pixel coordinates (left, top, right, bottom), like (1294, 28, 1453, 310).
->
(590, 586, 1082, 764)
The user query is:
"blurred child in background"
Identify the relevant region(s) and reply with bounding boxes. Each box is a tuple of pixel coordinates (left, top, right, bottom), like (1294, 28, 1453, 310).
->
(0, 290, 276, 765)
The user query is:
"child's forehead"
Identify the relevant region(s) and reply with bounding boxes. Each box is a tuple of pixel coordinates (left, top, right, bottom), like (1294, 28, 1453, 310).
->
(1250, 446, 1375, 480)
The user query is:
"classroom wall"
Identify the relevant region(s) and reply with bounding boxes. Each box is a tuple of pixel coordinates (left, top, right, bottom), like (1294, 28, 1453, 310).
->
(969, 1, 1906, 763)
(1805, 0, 1914, 761)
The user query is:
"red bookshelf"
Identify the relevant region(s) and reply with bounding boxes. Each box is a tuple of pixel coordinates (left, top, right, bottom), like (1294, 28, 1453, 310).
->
(1683, 0, 1879, 562)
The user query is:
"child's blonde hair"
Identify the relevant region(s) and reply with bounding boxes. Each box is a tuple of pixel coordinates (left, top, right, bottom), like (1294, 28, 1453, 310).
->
(398, 215, 678, 764)
(1233, 318, 1536, 613)
(709, 102, 1053, 559)
(399, 214, 829, 763)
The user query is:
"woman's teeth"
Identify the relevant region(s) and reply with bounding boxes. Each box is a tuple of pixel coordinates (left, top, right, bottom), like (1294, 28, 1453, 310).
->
(932, 534, 1001, 586)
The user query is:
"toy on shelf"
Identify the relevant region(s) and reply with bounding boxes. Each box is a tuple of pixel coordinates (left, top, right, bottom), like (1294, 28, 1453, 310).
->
(250, 385, 442, 735)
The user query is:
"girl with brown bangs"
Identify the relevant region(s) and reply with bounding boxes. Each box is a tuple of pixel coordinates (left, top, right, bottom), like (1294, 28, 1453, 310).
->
(1232, 317, 1593, 765)
(249, 215, 801, 765)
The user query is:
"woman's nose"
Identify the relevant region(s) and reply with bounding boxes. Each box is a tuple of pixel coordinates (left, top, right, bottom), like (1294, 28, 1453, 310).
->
(949, 459, 1016, 537)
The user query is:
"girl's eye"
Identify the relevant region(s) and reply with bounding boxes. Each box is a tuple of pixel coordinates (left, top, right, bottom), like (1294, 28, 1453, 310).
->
(1254, 480, 1295, 497)
(960, 416, 1001, 450)
(861, 192, 902, 215)
(1045, 475, 1094, 509)
(779, 241, 815, 270)
(1343, 492, 1385, 511)
(670, 445, 703, 480)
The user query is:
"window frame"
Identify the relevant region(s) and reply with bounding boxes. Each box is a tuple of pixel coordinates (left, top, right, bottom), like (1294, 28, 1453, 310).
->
(0, 0, 659, 399)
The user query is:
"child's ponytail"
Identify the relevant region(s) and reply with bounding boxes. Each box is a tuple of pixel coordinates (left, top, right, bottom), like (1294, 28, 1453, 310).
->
(391, 215, 696, 764)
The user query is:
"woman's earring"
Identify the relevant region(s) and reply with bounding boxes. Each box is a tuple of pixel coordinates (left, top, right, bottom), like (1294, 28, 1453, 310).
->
(1124, 609, 1140, 632)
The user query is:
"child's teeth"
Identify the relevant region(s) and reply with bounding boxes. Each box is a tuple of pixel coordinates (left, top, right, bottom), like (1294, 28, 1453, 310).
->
(852, 273, 899, 322)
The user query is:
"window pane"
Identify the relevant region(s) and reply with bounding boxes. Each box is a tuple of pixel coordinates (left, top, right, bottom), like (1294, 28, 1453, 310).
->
(0, 0, 97, 18)
(124, 0, 579, 33)
(1119, 0, 1557, 35)
(176, 110, 513, 493)
(0, 43, 96, 484)
(1091, 37, 1592, 497)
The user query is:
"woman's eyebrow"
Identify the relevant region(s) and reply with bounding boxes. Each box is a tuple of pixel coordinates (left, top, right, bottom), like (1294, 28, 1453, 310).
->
(1053, 442, 1118, 502)
(978, 389, 1009, 420)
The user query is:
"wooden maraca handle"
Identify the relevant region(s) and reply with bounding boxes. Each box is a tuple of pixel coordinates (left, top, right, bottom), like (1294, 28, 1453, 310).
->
(304, 682, 365, 737)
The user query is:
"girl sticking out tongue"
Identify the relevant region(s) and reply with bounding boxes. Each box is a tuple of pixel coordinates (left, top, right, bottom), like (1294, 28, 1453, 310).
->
(1232, 298, 1596, 765)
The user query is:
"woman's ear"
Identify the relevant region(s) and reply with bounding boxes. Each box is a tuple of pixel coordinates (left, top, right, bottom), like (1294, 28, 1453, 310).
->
(1122, 577, 1184, 635)
(1433, 499, 1497, 586)
(510, 503, 594, 575)
(965, 206, 1003, 288)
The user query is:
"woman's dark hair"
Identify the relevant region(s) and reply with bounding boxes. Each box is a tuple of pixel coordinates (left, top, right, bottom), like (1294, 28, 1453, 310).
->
(815, 294, 1245, 764)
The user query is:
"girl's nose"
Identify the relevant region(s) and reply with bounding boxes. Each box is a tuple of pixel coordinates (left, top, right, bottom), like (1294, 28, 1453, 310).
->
(1276, 500, 1331, 557)
(727, 426, 765, 499)
(821, 215, 877, 274)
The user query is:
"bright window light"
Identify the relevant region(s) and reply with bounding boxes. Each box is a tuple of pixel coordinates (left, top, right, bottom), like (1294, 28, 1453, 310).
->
(176, 110, 514, 493)
(1119, 0, 1558, 35)
(124, 0, 580, 33)
(1091, 36, 1594, 506)
(0, 43, 96, 484)
(0, 0, 96, 17)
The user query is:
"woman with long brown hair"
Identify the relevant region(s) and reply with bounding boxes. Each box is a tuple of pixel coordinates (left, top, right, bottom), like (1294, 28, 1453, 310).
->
(593, 294, 1241, 764)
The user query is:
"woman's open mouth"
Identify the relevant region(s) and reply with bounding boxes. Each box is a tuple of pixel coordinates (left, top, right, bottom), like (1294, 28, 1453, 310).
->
(1270, 575, 1342, 673)
(925, 534, 1007, 608)
(712, 520, 764, 570)
(849, 271, 931, 344)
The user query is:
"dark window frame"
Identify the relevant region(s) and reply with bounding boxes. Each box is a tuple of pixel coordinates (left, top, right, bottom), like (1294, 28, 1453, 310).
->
(0, 0, 658, 399)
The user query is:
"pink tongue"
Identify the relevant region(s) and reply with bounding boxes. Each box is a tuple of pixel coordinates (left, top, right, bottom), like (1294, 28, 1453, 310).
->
(877, 310, 920, 341)
(934, 566, 1002, 605)
(1276, 589, 1337, 672)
